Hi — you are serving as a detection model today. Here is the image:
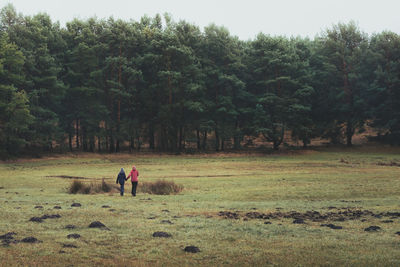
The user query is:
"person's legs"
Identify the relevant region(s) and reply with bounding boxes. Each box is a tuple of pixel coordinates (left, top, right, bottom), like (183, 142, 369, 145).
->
(120, 183, 124, 196)
(132, 181, 138, 196)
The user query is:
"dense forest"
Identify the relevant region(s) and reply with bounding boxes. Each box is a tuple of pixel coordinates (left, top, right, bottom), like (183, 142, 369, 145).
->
(0, 4, 399, 157)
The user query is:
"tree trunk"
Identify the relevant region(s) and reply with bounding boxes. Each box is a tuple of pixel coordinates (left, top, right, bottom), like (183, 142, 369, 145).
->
(75, 119, 79, 149)
(196, 129, 201, 150)
(149, 125, 155, 150)
(215, 127, 220, 151)
(68, 132, 72, 152)
(109, 129, 115, 153)
(233, 120, 241, 150)
(98, 136, 101, 152)
(202, 130, 207, 150)
(346, 121, 353, 146)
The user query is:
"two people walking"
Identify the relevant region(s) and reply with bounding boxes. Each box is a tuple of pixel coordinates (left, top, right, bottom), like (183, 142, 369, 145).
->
(116, 165, 139, 196)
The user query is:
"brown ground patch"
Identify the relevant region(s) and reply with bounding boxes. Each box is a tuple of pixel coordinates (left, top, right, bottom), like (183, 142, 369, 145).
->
(214, 209, 400, 223)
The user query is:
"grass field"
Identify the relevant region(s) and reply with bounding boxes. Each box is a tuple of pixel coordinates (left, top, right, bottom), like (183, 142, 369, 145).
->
(1, 147, 400, 266)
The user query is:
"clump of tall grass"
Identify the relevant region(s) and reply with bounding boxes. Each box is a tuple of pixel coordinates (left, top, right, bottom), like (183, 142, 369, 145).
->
(139, 180, 183, 195)
(68, 179, 117, 194)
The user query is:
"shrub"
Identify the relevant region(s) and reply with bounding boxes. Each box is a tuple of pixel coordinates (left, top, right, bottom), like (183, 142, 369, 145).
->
(69, 180, 85, 194)
(68, 179, 118, 194)
(139, 180, 183, 195)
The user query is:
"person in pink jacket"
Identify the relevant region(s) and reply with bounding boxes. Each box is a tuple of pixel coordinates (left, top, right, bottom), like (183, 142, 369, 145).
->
(127, 165, 139, 196)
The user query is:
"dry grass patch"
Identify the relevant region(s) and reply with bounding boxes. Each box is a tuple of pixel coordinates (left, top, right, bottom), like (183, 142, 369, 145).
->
(68, 179, 118, 194)
(139, 180, 183, 195)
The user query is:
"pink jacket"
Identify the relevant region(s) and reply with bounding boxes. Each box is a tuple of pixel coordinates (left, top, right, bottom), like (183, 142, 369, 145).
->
(128, 167, 139, 182)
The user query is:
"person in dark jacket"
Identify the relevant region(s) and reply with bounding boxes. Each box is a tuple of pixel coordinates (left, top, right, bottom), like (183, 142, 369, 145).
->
(116, 168, 127, 196)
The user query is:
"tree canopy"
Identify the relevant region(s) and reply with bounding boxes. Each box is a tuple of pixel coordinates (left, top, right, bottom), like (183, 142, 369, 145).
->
(1, 4, 399, 157)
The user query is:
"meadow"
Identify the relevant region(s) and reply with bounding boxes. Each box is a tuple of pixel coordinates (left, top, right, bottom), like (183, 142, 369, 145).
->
(0, 147, 400, 266)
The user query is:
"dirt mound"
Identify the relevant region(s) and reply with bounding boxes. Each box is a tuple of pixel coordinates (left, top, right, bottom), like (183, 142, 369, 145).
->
(0, 232, 17, 246)
(42, 214, 61, 219)
(71, 203, 81, 207)
(377, 161, 400, 167)
(184, 246, 200, 253)
(89, 221, 109, 230)
(20, 237, 41, 243)
(63, 243, 78, 248)
(217, 209, 399, 223)
(152, 231, 171, 238)
(29, 217, 44, 223)
(29, 214, 61, 223)
(218, 211, 240, 219)
(67, 234, 81, 239)
(364, 226, 381, 232)
(321, 224, 343, 229)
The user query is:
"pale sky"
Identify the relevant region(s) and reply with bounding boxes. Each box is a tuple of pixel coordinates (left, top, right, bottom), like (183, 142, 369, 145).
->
(1, 0, 399, 40)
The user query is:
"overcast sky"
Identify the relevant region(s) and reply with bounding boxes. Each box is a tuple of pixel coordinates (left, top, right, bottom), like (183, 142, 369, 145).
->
(1, 0, 399, 40)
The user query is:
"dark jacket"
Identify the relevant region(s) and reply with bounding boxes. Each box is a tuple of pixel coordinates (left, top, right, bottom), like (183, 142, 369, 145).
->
(116, 168, 126, 185)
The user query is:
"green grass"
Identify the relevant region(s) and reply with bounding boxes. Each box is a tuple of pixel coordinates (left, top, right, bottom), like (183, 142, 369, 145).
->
(1, 147, 400, 266)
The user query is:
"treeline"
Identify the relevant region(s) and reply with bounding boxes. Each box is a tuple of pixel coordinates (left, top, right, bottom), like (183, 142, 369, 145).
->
(1, 4, 399, 157)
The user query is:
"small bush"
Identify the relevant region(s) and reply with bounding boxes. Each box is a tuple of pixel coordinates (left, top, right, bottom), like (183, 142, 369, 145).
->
(68, 179, 118, 194)
(69, 180, 85, 194)
(139, 180, 183, 195)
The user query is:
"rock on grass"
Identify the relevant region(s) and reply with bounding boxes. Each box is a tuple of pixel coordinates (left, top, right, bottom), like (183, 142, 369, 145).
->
(152, 231, 171, 238)
(184, 246, 200, 253)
